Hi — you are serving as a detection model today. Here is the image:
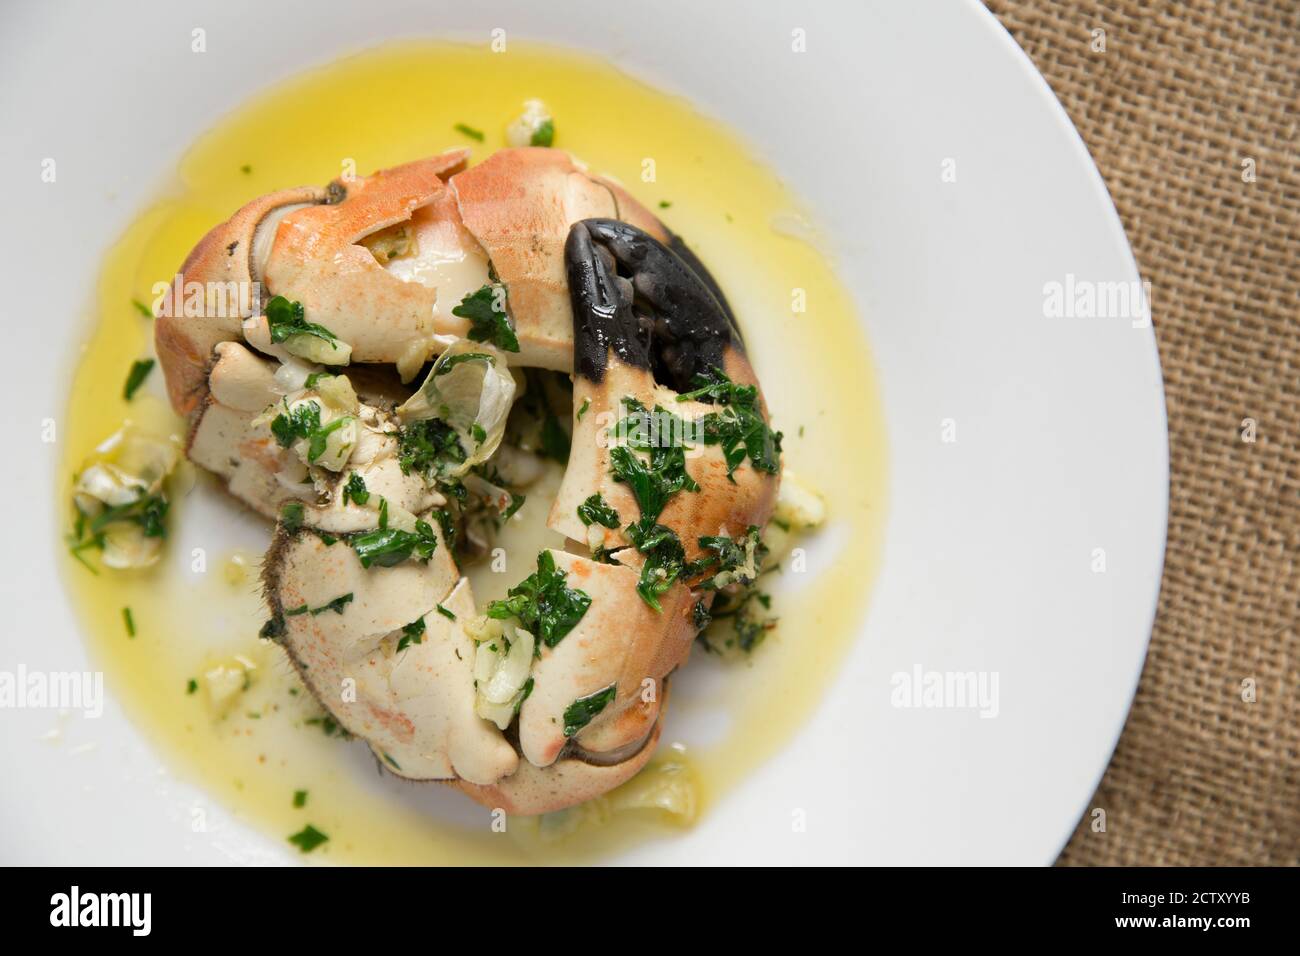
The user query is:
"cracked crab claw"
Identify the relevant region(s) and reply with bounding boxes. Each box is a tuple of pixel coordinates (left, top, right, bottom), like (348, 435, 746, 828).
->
(255, 150, 475, 374)
(263, 520, 517, 786)
(453, 550, 690, 816)
(549, 218, 780, 564)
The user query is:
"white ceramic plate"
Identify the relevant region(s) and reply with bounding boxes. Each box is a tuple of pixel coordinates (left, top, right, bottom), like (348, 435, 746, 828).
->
(0, 0, 1166, 865)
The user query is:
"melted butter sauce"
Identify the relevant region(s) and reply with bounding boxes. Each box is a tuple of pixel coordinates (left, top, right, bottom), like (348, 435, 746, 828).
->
(59, 41, 887, 864)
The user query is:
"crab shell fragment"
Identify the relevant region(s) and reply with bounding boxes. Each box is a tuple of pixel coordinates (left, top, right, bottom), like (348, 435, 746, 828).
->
(155, 147, 780, 816)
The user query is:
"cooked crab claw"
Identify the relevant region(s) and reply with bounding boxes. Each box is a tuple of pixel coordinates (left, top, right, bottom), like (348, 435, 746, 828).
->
(549, 219, 780, 563)
(263, 524, 518, 786)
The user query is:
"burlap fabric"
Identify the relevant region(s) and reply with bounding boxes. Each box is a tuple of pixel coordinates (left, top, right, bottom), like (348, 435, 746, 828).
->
(983, 0, 1298, 866)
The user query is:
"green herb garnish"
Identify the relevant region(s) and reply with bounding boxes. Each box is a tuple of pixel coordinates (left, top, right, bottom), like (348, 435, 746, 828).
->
(562, 683, 616, 737)
(265, 295, 343, 352)
(293, 790, 308, 808)
(435, 603, 456, 621)
(122, 607, 135, 638)
(625, 517, 694, 611)
(452, 284, 519, 352)
(397, 418, 466, 479)
(280, 501, 305, 532)
(530, 119, 555, 147)
(310, 593, 353, 616)
(270, 400, 353, 464)
(396, 616, 426, 652)
(350, 520, 439, 568)
(123, 359, 155, 400)
(342, 473, 369, 506)
(577, 493, 620, 529)
(305, 715, 351, 739)
(288, 824, 329, 853)
(677, 367, 782, 478)
(454, 122, 485, 141)
(486, 550, 591, 648)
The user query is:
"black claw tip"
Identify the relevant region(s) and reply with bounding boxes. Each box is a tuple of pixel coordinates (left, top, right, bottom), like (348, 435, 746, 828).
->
(565, 218, 740, 390)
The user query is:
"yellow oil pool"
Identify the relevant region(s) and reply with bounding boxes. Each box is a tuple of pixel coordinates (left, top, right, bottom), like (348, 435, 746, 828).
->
(59, 40, 888, 864)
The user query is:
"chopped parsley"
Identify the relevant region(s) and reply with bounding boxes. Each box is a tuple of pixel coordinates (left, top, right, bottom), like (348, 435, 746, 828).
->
(430, 508, 457, 551)
(577, 397, 591, 420)
(271, 401, 354, 464)
(658, 200, 672, 209)
(287, 824, 329, 853)
(69, 490, 170, 571)
(342, 472, 369, 506)
(626, 517, 691, 612)
(186, 678, 198, 695)
(293, 790, 308, 808)
(609, 443, 696, 524)
(453, 122, 485, 141)
(695, 525, 767, 589)
(453, 284, 519, 352)
(397, 418, 466, 479)
(280, 501, 305, 532)
(487, 550, 591, 648)
(677, 366, 782, 478)
(314, 593, 354, 616)
(435, 603, 457, 621)
(530, 118, 555, 147)
(265, 295, 343, 353)
(577, 493, 620, 529)
(515, 677, 535, 714)
(122, 358, 155, 400)
(502, 490, 526, 521)
(350, 517, 439, 568)
(305, 715, 351, 739)
(704, 587, 776, 653)
(122, 607, 135, 638)
(396, 616, 426, 652)
(562, 683, 616, 737)
(131, 298, 153, 318)
(608, 399, 699, 520)
(284, 593, 352, 617)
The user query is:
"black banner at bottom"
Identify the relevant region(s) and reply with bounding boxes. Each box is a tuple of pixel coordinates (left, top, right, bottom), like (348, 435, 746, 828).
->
(6, 865, 1291, 939)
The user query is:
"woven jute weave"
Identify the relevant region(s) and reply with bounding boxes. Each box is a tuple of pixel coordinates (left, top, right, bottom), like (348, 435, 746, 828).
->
(984, 0, 1298, 866)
